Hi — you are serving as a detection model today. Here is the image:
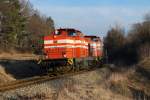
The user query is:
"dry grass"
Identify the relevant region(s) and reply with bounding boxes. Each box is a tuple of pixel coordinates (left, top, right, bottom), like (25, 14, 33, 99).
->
(103, 69, 133, 98)
(0, 65, 15, 83)
(53, 68, 133, 100)
(102, 66, 150, 100)
(138, 57, 150, 71)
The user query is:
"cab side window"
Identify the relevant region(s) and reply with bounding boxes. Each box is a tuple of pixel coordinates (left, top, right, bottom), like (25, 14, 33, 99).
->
(55, 30, 61, 35)
(92, 38, 98, 42)
(68, 31, 76, 36)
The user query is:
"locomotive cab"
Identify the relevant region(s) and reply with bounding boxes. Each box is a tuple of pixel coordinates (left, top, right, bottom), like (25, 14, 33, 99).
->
(44, 28, 88, 60)
(53, 29, 83, 37)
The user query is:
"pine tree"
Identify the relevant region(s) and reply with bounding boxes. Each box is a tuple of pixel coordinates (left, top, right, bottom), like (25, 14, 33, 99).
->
(0, 0, 26, 50)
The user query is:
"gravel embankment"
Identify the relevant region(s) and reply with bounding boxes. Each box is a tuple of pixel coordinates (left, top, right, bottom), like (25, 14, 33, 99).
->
(0, 67, 134, 100)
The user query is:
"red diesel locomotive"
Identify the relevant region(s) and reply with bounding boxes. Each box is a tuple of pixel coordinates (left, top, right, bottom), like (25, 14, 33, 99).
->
(39, 28, 103, 72)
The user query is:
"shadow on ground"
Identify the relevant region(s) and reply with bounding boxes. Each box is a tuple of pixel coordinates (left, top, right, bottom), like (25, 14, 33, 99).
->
(0, 60, 43, 79)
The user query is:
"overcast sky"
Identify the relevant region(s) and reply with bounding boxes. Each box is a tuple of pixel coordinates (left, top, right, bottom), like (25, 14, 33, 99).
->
(29, 0, 150, 37)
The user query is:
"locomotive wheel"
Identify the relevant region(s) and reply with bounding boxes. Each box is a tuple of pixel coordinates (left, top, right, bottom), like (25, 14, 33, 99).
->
(39, 61, 48, 74)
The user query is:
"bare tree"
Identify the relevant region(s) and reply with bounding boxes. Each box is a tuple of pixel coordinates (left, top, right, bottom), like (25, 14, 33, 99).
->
(104, 26, 126, 64)
(127, 13, 150, 61)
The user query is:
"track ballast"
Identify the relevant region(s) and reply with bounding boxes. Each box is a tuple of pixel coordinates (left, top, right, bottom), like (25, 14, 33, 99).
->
(0, 68, 97, 92)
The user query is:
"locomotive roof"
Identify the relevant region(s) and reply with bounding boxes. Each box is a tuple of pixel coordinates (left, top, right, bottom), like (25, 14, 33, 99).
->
(57, 28, 81, 33)
(84, 36, 100, 38)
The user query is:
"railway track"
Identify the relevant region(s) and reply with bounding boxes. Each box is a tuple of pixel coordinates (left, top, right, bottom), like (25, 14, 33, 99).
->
(0, 68, 96, 92)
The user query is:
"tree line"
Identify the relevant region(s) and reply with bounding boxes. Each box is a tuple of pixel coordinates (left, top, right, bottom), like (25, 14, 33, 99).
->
(0, 0, 55, 53)
(104, 14, 150, 65)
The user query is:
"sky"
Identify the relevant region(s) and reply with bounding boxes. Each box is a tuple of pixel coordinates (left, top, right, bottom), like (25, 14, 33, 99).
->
(29, 0, 150, 37)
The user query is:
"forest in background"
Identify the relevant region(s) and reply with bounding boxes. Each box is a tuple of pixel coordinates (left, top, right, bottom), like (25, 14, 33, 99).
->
(0, 0, 55, 53)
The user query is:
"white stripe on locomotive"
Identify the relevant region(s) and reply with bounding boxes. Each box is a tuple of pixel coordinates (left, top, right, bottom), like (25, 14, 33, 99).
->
(44, 39, 88, 45)
(44, 45, 88, 49)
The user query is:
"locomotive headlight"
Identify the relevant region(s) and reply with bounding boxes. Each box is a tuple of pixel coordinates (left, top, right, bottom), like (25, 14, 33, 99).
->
(63, 53, 67, 57)
(45, 55, 48, 59)
(64, 54, 66, 57)
(54, 35, 57, 38)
